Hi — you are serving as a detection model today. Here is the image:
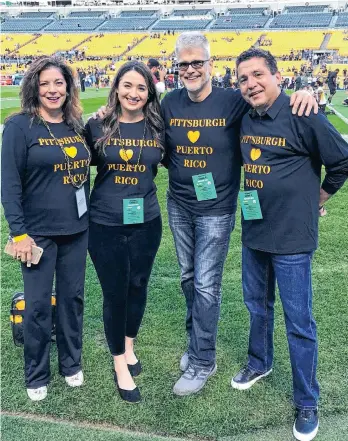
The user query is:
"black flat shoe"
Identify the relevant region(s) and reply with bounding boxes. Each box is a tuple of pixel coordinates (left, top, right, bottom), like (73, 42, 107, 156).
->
(113, 371, 141, 403)
(128, 360, 142, 377)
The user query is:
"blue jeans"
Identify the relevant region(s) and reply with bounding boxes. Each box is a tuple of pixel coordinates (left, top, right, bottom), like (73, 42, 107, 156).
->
(167, 195, 235, 368)
(242, 245, 319, 410)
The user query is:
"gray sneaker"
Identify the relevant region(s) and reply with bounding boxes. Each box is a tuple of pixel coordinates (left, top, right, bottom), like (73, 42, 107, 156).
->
(173, 364, 217, 396)
(179, 351, 189, 372)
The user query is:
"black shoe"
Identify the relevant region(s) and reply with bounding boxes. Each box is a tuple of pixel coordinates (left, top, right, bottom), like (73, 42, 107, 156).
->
(113, 371, 141, 403)
(231, 365, 272, 390)
(128, 360, 142, 377)
(293, 409, 319, 441)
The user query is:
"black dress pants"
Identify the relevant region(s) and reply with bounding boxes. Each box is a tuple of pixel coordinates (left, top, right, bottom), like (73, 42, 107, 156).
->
(22, 230, 88, 388)
(88, 216, 162, 355)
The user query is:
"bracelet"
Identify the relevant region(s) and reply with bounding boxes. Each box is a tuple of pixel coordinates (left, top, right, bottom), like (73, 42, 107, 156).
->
(12, 234, 28, 243)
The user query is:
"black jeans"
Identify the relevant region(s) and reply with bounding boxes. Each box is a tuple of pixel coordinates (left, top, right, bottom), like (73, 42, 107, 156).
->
(22, 230, 88, 388)
(89, 216, 162, 355)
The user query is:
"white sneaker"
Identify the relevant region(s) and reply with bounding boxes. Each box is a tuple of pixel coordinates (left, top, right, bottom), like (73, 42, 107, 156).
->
(65, 370, 84, 387)
(27, 386, 47, 401)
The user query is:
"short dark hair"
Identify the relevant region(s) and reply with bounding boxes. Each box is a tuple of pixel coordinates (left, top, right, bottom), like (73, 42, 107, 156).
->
(236, 48, 278, 77)
(147, 58, 160, 68)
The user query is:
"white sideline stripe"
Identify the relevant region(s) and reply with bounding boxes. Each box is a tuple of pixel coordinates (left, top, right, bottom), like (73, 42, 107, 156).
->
(0, 97, 21, 102)
(327, 104, 348, 126)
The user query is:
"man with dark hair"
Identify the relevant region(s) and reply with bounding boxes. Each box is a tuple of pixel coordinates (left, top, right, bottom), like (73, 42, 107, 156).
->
(147, 58, 166, 94)
(327, 68, 339, 104)
(294, 71, 302, 91)
(77, 68, 86, 92)
(232, 48, 348, 441)
(223, 67, 232, 88)
(147, 58, 160, 81)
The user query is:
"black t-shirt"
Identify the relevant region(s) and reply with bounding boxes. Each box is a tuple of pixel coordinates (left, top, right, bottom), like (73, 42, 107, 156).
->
(85, 118, 162, 226)
(223, 73, 232, 88)
(328, 71, 338, 86)
(161, 87, 249, 216)
(1, 114, 90, 236)
(240, 93, 348, 254)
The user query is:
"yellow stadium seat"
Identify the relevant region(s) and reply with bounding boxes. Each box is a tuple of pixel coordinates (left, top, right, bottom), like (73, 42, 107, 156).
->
(75, 33, 147, 57)
(16, 34, 90, 56)
(128, 34, 177, 58)
(206, 31, 263, 57)
(1, 34, 36, 55)
(326, 31, 348, 57)
(261, 31, 325, 56)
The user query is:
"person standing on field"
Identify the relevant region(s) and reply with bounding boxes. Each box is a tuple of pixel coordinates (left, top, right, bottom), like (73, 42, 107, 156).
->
(231, 48, 348, 441)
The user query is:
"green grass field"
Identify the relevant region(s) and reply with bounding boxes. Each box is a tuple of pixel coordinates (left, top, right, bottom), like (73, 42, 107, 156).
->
(1, 86, 348, 441)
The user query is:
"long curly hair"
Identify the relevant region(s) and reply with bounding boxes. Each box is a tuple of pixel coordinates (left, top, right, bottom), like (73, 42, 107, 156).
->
(96, 61, 164, 155)
(7, 56, 83, 133)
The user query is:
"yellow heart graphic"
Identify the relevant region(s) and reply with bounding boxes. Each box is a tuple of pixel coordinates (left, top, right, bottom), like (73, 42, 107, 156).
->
(64, 146, 77, 159)
(250, 148, 261, 161)
(119, 149, 134, 162)
(187, 131, 200, 144)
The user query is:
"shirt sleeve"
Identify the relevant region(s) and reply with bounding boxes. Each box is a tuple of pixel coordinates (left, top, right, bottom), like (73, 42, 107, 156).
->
(227, 88, 251, 123)
(156, 81, 165, 94)
(1, 120, 28, 236)
(302, 113, 348, 194)
(159, 99, 169, 168)
(84, 119, 99, 166)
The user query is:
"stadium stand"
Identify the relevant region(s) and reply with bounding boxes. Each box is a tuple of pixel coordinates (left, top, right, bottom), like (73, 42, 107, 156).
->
(315, 63, 348, 74)
(208, 61, 309, 78)
(227, 8, 265, 15)
(75, 33, 147, 57)
(99, 18, 156, 31)
(270, 12, 333, 28)
(19, 12, 54, 18)
(1, 34, 35, 54)
(261, 31, 325, 55)
(152, 19, 212, 31)
(211, 15, 269, 30)
(44, 18, 105, 32)
(172, 9, 212, 16)
(16, 34, 90, 56)
(127, 34, 177, 58)
(210, 60, 236, 76)
(68, 60, 126, 77)
(277, 61, 311, 75)
(326, 31, 348, 56)
(285, 5, 329, 13)
(68, 11, 105, 17)
(1, 2, 347, 83)
(206, 32, 263, 57)
(335, 12, 348, 27)
(119, 10, 156, 17)
(1, 19, 53, 32)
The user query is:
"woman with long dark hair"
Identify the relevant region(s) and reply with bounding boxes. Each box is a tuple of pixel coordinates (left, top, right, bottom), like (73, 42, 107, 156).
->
(85, 61, 164, 403)
(1, 57, 90, 401)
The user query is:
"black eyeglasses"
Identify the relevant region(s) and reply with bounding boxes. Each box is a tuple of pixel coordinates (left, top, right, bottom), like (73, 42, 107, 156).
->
(176, 60, 210, 71)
